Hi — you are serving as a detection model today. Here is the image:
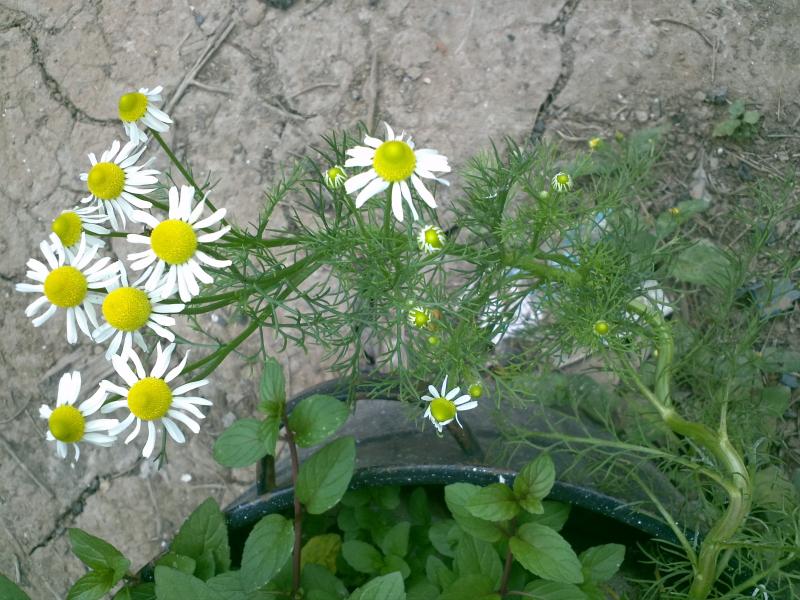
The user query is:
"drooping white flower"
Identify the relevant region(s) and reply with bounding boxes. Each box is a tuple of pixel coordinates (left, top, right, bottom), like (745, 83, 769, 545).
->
(323, 165, 347, 189)
(118, 86, 172, 145)
(344, 123, 450, 222)
(16, 234, 120, 344)
(407, 306, 431, 328)
(50, 205, 110, 259)
(39, 371, 118, 461)
(126, 185, 231, 302)
(421, 375, 478, 433)
(80, 139, 159, 231)
(551, 171, 573, 193)
(417, 224, 446, 254)
(101, 343, 212, 458)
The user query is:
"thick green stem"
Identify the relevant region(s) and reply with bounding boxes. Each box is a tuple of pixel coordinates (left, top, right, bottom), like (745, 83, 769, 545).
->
(626, 304, 751, 600)
(503, 253, 581, 286)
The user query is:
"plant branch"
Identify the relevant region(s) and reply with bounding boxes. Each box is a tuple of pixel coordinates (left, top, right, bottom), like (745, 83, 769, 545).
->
(283, 415, 303, 599)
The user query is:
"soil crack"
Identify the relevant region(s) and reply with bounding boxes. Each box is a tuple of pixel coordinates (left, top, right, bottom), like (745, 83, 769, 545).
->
(530, 0, 582, 141)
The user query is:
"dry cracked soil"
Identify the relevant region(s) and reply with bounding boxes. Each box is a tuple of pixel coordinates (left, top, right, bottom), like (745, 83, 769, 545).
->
(0, 0, 798, 596)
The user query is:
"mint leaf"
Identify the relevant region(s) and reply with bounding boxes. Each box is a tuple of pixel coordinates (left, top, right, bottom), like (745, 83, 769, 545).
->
(68, 528, 130, 582)
(514, 454, 555, 515)
(438, 574, 497, 600)
(380, 522, 411, 557)
(0, 575, 31, 600)
(154, 566, 218, 600)
(510, 523, 583, 584)
(444, 483, 505, 543)
(259, 357, 285, 408)
(301, 564, 348, 599)
(113, 584, 156, 600)
(342, 540, 383, 574)
(579, 544, 625, 582)
(296, 436, 356, 514)
(523, 580, 589, 599)
(454, 534, 503, 589)
(522, 501, 571, 532)
(213, 418, 276, 467)
(349, 572, 405, 600)
(240, 514, 294, 591)
(170, 497, 230, 577)
(66, 570, 114, 600)
(287, 394, 349, 447)
(155, 552, 196, 575)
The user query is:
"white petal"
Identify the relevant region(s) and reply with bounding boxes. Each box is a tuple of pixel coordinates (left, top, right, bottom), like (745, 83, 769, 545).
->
(111, 355, 139, 387)
(171, 398, 206, 419)
(344, 169, 377, 194)
(391, 183, 403, 222)
(100, 399, 130, 413)
(197, 227, 229, 243)
(354, 177, 389, 208)
(66, 309, 77, 344)
(85, 418, 119, 432)
(400, 180, 418, 220)
(39, 404, 52, 419)
(32, 304, 57, 327)
(167, 409, 200, 433)
(195, 251, 231, 269)
(142, 421, 157, 457)
(151, 342, 176, 379)
(108, 413, 135, 435)
(172, 380, 209, 396)
(165, 350, 189, 383)
(125, 418, 142, 444)
(411, 174, 437, 209)
(162, 417, 185, 443)
(193, 209, 227, 230)
(79, 388, 107, 415)
(57, 440, 67, 459)
(178, 185, 194, 220)
(25, 296, 49, 317)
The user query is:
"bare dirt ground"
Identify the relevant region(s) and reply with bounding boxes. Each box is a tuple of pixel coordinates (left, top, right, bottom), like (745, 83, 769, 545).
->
(0, 0, 797, 596)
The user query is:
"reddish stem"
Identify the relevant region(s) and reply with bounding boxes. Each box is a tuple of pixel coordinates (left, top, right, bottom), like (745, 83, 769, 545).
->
(283, 418, 303, 598)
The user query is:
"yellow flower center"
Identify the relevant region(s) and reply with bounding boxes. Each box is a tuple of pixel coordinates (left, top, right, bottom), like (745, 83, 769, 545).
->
(87, 162, 126, 200)
(326, 166, 345, 186)
(44, 266, 88, 308)
(51, 212, 83, 248)
(430, 397, 456, 424)
(102, 287, 152, 332)
(150, 220, 198, 265)
(588, 137, 602, 150)
(118, 92, 148, 122)
(669, 207, 681, 216)
(423, 228, 443, 248)
(556, 174, 570, 185)
(468, 383, 483, 398)
(410, 308, 429, 328)
(373, 141, 416, 183)
(127, 377, 173, 421)
(49, 405, 85, 443)
(594, 320, 610, 336)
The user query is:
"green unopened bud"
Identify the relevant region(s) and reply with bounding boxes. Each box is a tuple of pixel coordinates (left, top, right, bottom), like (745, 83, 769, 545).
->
(593, 320, 610, 336)
(427, 335, 440, 346)
(468, 383, 483, 398)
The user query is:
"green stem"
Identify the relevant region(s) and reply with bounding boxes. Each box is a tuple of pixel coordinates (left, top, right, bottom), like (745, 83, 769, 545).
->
(282, 415, 303, 599)
(183, 319, 260, 378)
(503, 253, 581, 286)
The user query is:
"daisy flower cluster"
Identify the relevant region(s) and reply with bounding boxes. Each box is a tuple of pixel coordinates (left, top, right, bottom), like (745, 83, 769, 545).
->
(15, 86, 230, 462)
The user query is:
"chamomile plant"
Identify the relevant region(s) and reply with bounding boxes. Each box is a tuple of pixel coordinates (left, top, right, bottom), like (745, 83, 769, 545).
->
(8, 85, 799, 600)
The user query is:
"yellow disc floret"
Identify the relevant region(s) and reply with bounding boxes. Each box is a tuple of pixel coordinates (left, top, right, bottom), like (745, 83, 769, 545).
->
(373, 141, 416, 183)
(44, 266, 88, 308)
(430, 397, 456, 424)
(150, 220, 198, 265)
(408, 307, 430, 328)
(102, 287, 152, 332)
(87, 162, 126, 200)
(51, 212, 83, 247)
(425, 228, 443, 248)
(118, 92, 148, 123)
(48, 405, 85, 443)
(594, 320, 610, 336)
(127, 377, 173, 421)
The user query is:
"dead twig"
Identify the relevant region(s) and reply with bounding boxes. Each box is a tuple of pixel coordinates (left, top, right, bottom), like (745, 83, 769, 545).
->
(290, 82, 340, 99)
(166, 13, 236, 114)
(145, 478, 163, 541)
(650, 18, 714, 48)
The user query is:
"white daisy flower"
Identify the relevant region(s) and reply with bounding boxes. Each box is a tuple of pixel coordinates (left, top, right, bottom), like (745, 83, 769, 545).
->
(126, 185, 231, 302)
(38, 371, 118, 461)
(118, 86, 172, 146)
(417, 224, 446, 254)
(16, 234, 121, 344)
(100, 343, 212, 458)
(93, 267, 185, 361)
(551, 171, 573, 193)
(51, 205, 110, 259)
(421, 375, 478, 433)
(407, 305, 431, 328)
(80, 139, 159, 231)
(344, 123, 450, 222)
(323, 165, 347, 189)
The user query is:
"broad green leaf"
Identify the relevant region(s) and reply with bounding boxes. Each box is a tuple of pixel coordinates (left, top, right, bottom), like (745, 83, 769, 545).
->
(67, 570, 114, 600)
(444, 483, 505, 543)
(259, 357, 285, 407)
(154, 566, 218, 600)
(300, 563, 348, 600)
(728, 99, 746, 117)
(341, 540, 383, 574)
(759, 385, 791, 417)
(580, 581, 606, 600)
(213, 419, 278, 467)
(522, 501, 571, 532)
(68, 528, 130, 581)
(438, 574, 496, 600)
(381, 554, 411, 579)
(375, 486, 401, 510)
(349, 572, 405, 600)
(465, 483, 519, 521)
(240, 514, 294, 591)
(113, 583, 157, 600)
(742, 110, 761, 124)
(170, 497, 231, 576)
(155, 552, 196, 575)
(287, 394, 349, 447)
(428, 520, 457, 557)
(579, 544, 625, 582)
(712, 119, 740, 137)
(425, 555, 455, 590)
(380, 522, 411, 557)
(296, 436, 356, 514)
(408, 488, 431, 526)
(510, 523, 583, 584)
(523, 580, 589, 599)
(205, 571, 245, 600)
(513, 453, 555, 514)
(194, 548, 217, 580)
(301, 533, 342, 573)
(406, 581, 438, 600)
(670, 239, 732, 287)
(454, 534, 503, 589)
(0, 574, 31, 600)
